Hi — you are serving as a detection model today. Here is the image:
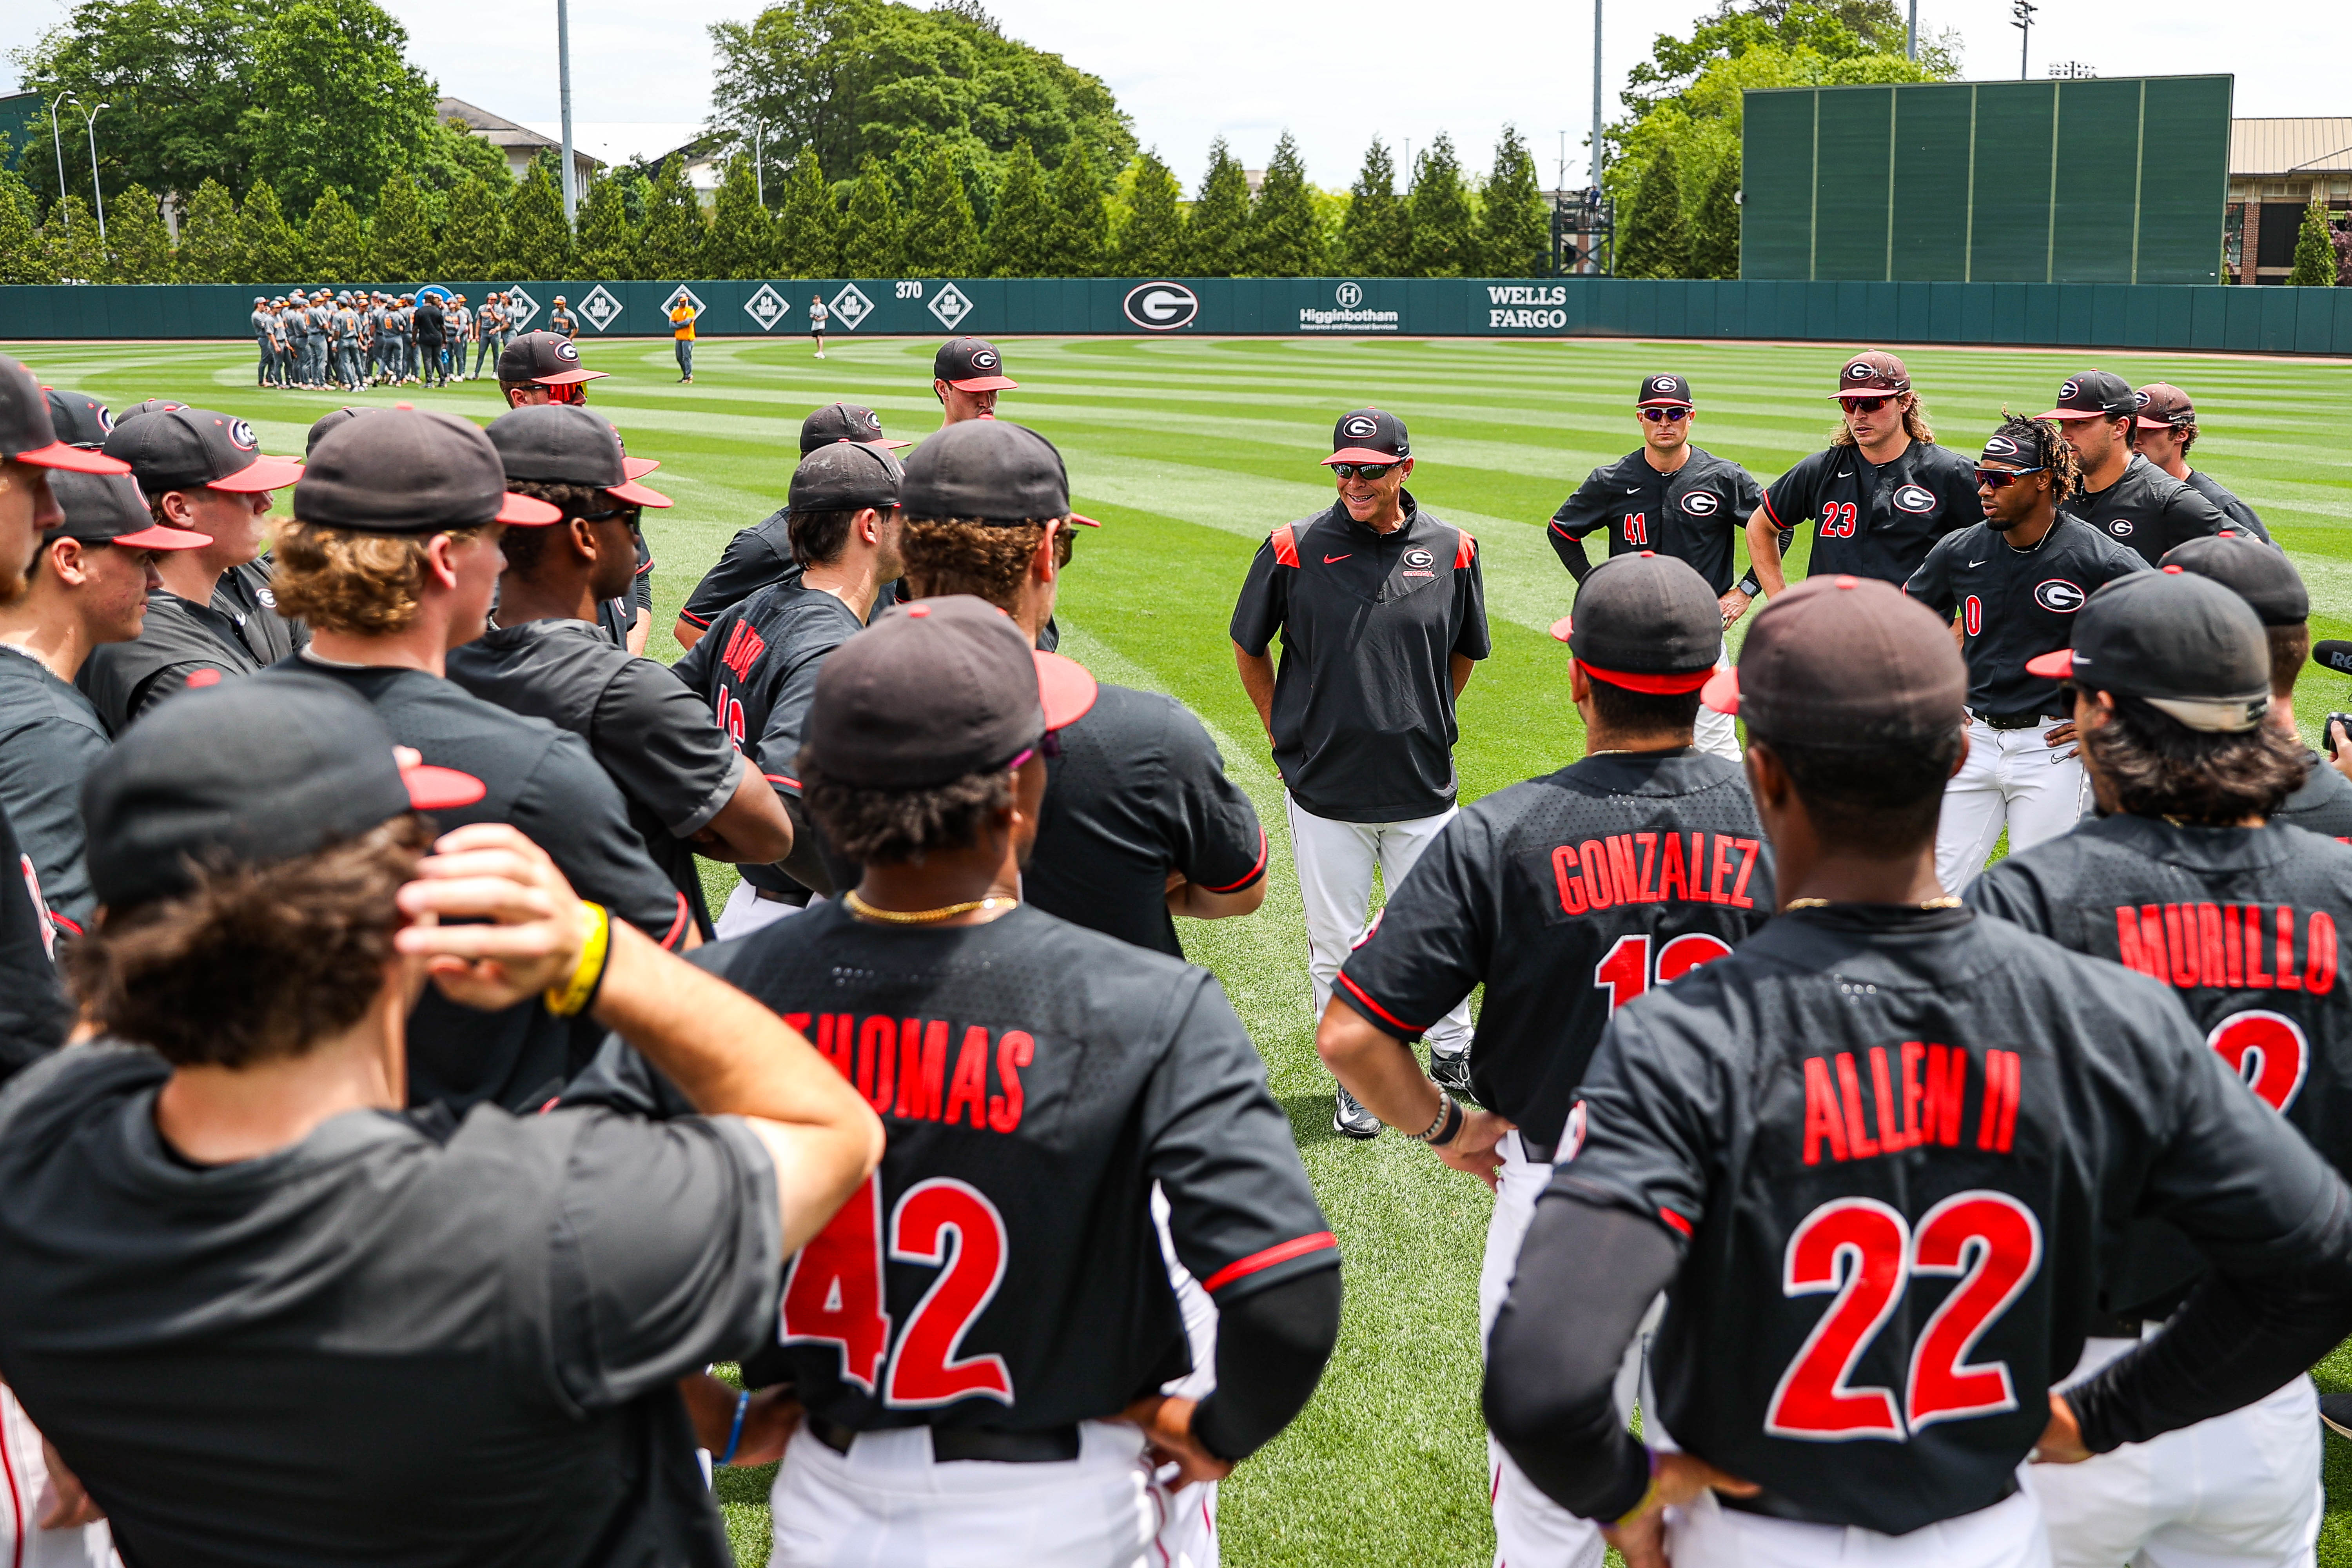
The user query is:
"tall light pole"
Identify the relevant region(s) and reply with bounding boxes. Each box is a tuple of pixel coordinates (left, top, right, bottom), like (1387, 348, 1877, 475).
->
(1907, 0, 1918, 60)
(557, 0, 577, 226)
(82, 102, 109, 243)
(2012, 0, 2036, 81)
(1591, 0, 1604, 193)
(47, 92, 75, 228)
(753, 122, 766, 207)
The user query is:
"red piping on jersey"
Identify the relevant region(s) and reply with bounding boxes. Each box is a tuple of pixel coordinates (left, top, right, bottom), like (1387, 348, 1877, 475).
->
(1, 1399, 22, 1568)
(659, 891, 692, 951)
(764, 772, 800, 790)
(1657, 1207, 1693, 1238)
(1200, 827, 1269, 893)
(1336, 970, 1424, 1034)
(1200, 1231, 1338, 1294)
(1270, 525, 1299, 568)
(47, 911, 83, 938)
(1759, 495, 1782, 529)
(1577, 661, 1714, 695)
(679, 607, 712, 628)
(1454, 533, 1477, 568)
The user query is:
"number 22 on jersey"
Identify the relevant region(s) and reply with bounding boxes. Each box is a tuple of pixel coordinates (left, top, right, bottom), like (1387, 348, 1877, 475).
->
(780, 1175, 1016, 1408)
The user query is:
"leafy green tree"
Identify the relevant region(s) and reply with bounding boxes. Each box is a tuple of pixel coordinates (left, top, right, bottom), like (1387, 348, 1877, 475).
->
(174, 178, 241, 282)
(368, 171, 434, 282)
(1618, 140, 1691, 278)
(1111, 150, 1182, 275)
(304, 185, 365, 277)
(1181, 139, 1249, 277)
(502, 155, 573, 278)
(1042, 151, 1106, 276)
(777, 146, 840, 276)
(1339, 137, 1410, 278)
(437, 174, 505, 279)
(574, 175, 638, 279)
(1690, 157, 1742, 278)
(1406, 133, 1475, 278)
(236, 0, 439, 217)
(984, 140, 1051, 277)
(902, 143, 982, 276)
(102, 183, 176, 281)
(41, 198, 109, 282)
(1245, 131, 1323, 276)
(0, 164, 53, 283)
(2291, 200, 2338, 287)
(704, 157, 777, 279)
(1621, 0, 1953, 121)
(839, 157, 903, 276)
(1479, 125, 1549, 278)
(239, 179, 305, 281)
(634, 154, 707, 278)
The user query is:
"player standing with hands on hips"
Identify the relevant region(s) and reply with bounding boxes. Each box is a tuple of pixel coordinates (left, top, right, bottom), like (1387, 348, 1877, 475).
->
(1546, 374, 1767, 760)
(2043, 370, 2226, 564)
(1232, 408, 1489, 1136)
(1483, 573, 2352, 1568)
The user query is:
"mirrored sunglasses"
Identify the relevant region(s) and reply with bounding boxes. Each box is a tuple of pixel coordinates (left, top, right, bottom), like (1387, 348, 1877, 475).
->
(1329, 463, 1397, 480)
(1639, 406, 1692, 422)
(1974, 466, 2047, 490)
(1839, 395, 1896, 414)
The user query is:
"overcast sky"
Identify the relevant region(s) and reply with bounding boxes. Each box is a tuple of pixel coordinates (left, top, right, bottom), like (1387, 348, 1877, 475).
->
(6, 0, 2342, 190)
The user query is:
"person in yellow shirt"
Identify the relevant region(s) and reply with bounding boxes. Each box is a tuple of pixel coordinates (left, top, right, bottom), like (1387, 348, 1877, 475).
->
(670, 299, 698, 384)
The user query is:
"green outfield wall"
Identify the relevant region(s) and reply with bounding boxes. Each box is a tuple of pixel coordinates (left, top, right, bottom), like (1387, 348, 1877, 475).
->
(6, 275, 2352, 356)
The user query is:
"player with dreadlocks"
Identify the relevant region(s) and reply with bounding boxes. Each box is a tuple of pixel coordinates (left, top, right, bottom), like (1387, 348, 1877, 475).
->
(1904, 414, 2150, 891)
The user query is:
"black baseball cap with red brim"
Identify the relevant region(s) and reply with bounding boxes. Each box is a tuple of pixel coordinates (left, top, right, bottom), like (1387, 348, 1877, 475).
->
(1637, 374, 1695, 408)
(934, 338, 1017, 392)
(1548, 551, 1720, 692)
(47, 471, 212, 550)
(1, 354, 131, 475)
(497, 331, 607, 387)
(485, 405, 673, 509)
(900, 419, 1100, 527)
(2023, 568, 2269, 733)
(803, 402, 912, 453)
(297, 408, 564, 532)
(1325, 407, 1410, 465)
(2040, 370, 2137, 422)
(104, 408, 305, 495)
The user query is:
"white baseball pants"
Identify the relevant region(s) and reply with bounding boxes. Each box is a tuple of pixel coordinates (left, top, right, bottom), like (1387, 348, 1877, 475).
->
(1693, 651, 1739, 764)
(1149, 1184, 1218, 1568)
(1287, 797, 1471, 1056)
(767, 1420, 1157, 1568)
(0, 1385, 118, 1568)
(1666, 1486, 2049, 1568)
(1935, 716, 2087, 893)
(2022, 1336, 2320, 1568)
(716, 883, 817, 940)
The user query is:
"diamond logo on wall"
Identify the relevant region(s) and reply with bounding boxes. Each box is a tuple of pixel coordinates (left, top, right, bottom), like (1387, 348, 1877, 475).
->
(578, 285, 624, 332)
(502, 286, 541, 329)
(659, 284, 706, 320)
(744, 285, 791, 331)
(829, 283, 873, 331)
(927, 282, 974, 330)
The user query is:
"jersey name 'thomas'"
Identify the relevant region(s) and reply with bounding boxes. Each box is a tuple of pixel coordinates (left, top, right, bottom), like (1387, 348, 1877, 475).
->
(1338, 750, 1772, 1146)
(705, 903, 1336, 1431)
(2058, 453, 2227, 566)
(1546, 446, 1766, 595)
(1762, 441, 1982, 586)
(1905, 517, 2149, 715)
(1552, 905, 2339, 1535)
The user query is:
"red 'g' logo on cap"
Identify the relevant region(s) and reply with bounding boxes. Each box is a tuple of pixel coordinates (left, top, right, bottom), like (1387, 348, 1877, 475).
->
(2060, 379, 2081, 401)
(971, 349, 998, 369)
(1985, 436, 2018, 458)
(2132, 389, 2151, 407)
(228, 419, 258, 450)
(1653, 376, 1679, 392)
(1342, 414, 1379, 439)
(557, 341, 580, 362)
(1845, 362, 1873, 380)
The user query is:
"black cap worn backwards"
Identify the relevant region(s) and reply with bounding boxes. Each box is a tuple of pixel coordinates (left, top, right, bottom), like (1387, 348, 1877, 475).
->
(485, 405, 672, 508)
(306, 406, 379, 458)
(43, 387, 113, 450)
(296, 408, 563, 533)
(1326, 407, 1409, 465)
(2025, 569, 2270, 732)
(497, 330, 606, 386)
(82, 675, 484, 908)
(1706, 574, 1966, 746)
(933, 338, 1017, 392)
(803, 595, 1097, 790)
(1548, 552, 1722, 691)
(0, 354, 129, 474)
(102, 408, 305, 496)
(900, 419, 1099, 526)
(114, 398, 189, 426)
(2042, 370, 2138, 422)
(2162, 534, 2308, 626)
(801, 402, 912, 454)
(46, 471, 212, 550)
(790, 441, 904, 514)
(1638, 374, 1695, 408)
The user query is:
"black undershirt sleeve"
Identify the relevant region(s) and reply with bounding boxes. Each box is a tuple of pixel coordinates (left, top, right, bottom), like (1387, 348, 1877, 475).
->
(1482, 1194, 1679, 1520)
(1558, 534, 1593, 582)
(1189, 1267, 1341, 1463)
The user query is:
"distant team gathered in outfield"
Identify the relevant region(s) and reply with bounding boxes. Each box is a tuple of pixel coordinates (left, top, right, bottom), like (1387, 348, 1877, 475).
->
(4, 320, 2352, 1568)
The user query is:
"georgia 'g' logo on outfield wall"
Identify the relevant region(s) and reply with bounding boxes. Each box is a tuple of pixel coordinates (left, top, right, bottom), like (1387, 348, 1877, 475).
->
(1123, 282, 1200, 331)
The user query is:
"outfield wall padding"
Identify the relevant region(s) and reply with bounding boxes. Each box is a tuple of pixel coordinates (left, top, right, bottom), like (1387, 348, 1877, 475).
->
(5, 276, 2352, 356)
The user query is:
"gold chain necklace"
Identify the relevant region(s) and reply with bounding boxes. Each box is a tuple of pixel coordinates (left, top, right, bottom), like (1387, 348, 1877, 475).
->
(1787, 896, 1963, 910)
(844, 890, 1018, 925)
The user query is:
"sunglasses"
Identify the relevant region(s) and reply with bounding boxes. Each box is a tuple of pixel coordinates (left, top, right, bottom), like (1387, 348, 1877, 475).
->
(1639, 406, 1692, 422)
(548, 382, 586, 405)
(1839, 396, 1898, 414)
(1330, 463, 1397, 480)
(1005, 729, 1065, 771)
(1974, 466, 2047, 490)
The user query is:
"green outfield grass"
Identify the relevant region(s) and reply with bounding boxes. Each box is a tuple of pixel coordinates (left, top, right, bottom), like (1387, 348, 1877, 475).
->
(13, 331, 2352, 1566)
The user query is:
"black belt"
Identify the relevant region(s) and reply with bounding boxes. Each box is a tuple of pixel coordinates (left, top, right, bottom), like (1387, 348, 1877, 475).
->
(1518, 1135, 1557, 1165)
(1974, 708, 2062, 731)
(754, 885, 812, 907)
(807, 1415, 1081, 1464)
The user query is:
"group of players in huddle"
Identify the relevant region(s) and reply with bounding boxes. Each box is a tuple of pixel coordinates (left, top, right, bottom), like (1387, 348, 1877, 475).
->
(0, 328, 2344, 1568)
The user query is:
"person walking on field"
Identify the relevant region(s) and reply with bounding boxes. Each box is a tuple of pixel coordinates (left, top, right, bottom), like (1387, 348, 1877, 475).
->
(809, 293, 827, 358)
(1230, 408, 1489, 1138)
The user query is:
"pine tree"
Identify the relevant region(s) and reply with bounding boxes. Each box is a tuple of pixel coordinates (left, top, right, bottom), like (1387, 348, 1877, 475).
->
(635, 154, 708, 279)
(368, 173, 435, 284)
(901, 144, 982, 277)
(0, 165, 52, 284)
(502, 157, 574, 279)
(40, 198, 109, 283)
(980, 141, 1048, 277)
(1112, 151, 1183, 276)
(240, 181, 306, 283)
(1478, 125, 1549, 278)
(575, 174, 639, 279)
(304, 188, 366, 279)
(1407, 134, 1475, 278)
(1690, 158, 1742, 280)
(1339, 137, 1411, 278)
(104, 185, 176, 283)
(1042, 152, 1106, 276)
(777, 148, 839, 278)
(704, 157, 776, 279)
(174, 178, 241, 283)
(1245, 131, 1323, 277)
(1182, 139, 1250, 277)
(2291, 199, 2337, 287)
(838, 158, 903, 277)
(438, 175, 505, 280)
(1617, 143, 1691, 280)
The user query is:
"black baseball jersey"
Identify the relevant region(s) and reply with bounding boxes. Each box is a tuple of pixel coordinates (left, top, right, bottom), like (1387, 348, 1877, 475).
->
(1339, 750, 1772, 1147)
(76, 591, 260, 735)
(0, 650, 108, 934)
(1905, 518, 2150, 716)
(2277, 754, 2352, 842)
(1023, 682, 1267, 957)
(0, 798, 71, 1083)
(1969, 815, 2352, 1313)
(2182, 470, 2270, 544)
(703, 902, 1337, 1432)
(1547, 447, 1766, 596)
(2059, 454, 2227, 566)
(1761, 441, 1982, 587)
(446, 619, 742, 939)
(259, 660, 690, 1112)
(213, 559, 306, 663)
(679, 513, 899, 637)
(1229, 494, 1490, 823)
(1550, 903, 2343, 1534)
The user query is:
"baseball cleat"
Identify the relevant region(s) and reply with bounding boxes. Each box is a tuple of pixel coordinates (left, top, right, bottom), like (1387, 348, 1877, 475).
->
(1430, 1049, 1475, 1102)
(2322, 1393, 2352, 1441)
(1333, 1085, 1381, 1140)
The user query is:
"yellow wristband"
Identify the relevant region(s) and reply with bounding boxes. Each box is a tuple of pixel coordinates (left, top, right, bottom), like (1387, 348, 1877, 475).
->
(543, 902, 610, 1018)
(1613, 1447, 1663, 1529)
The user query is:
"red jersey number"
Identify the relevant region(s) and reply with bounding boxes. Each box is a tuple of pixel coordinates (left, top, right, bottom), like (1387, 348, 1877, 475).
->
(1623, 512, 1649, 546)
(1593, 932, 1735, 1014)
(1963, 596, 1982, 638)
(2209, 1011, 2310, 1112)
(1820, 502, 1860, 539)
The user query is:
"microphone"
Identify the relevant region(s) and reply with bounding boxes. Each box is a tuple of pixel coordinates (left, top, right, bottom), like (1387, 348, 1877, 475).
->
(2315, 641, 2352, 677)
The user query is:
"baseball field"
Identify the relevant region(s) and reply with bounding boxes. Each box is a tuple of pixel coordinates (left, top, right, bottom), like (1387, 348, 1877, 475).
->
(11, 330, 2352, 1566)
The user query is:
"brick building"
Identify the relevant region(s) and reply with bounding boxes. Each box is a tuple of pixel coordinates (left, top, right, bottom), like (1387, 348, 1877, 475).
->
(2227, 118, 2352, 285)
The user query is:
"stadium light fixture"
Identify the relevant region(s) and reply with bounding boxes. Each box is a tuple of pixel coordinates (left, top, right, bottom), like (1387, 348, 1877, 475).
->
(81, 102, 109, 243)
(2011, 0, 2037, 81)
(47, 93, 75, 229)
